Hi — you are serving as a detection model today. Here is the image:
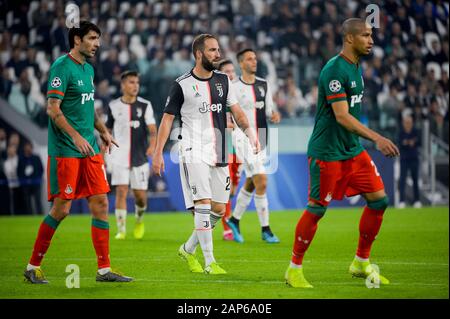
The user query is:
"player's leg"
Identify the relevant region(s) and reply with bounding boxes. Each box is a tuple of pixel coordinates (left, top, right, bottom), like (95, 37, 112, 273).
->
(133, 189, 147, 239)
(286, 158, 340, 288)
(253, 173, 280, 243)
(226, 177, 254, 243)
(222, 155, 239, 241)
(85, 154, 132, 282)
(398, 159, 407, 208)
(25, 197, 72, 283)
(411, 160, 421, 208)
(347, 151, 389, 284)
(24, 156, 78, 284)
(111, 163, 130, 239)
(130, 163, 150, 239)
(114, 185, 128, 239)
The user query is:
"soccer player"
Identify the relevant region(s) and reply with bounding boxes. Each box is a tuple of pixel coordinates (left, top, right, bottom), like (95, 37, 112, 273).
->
(218, 59, 241, 241)
(285, 18, 400, 288)
(152, 34, 259, 274)
(105, 70, 157, 240)
(225, 48, 281, 244)
(24, 21, 132, 283)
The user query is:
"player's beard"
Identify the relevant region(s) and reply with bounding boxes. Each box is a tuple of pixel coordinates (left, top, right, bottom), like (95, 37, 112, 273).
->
(201, 55, 218, 72)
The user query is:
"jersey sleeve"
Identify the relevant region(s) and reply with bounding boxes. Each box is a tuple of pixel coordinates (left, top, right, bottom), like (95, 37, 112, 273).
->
(144, 100, 156, 125)
(265, 83, 276, 117)
(321, 69, 347, 104)
(47, 63, 69, 100)
(164, 81, 184, 115)
(105, 104, 114, 129)
(226, 77, 238, 108)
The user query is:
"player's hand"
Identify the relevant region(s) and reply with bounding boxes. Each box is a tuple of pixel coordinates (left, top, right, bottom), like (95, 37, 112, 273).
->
(152, 152, 165, 176)
(100, 131, 119, 154)
(270, 111, 281, 124)
(247, 132, 261, 154)
(146, 145, 155, 158)
(73, 134, 96, 157)
(375, 136, 400, 158)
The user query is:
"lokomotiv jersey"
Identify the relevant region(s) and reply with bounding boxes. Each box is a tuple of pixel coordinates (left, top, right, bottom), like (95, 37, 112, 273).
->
(307, 53, 365, 161)
(164, 69, 238, 167)
(232, 76, 275, 149)
(105, 96, 156, 168)
(46, 54, 99, 157)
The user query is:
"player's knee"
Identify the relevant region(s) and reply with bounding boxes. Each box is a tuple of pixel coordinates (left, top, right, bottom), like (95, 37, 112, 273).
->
(254, 175, 267, 193)
(211, 203, 226, 216)
(306, 202, 327, 216)
(367, 196, 389, 211)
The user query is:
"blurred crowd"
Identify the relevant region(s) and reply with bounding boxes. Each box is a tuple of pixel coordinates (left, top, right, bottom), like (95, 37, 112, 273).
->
(0, 127, 44, 215)
(0, 0, 448, 144)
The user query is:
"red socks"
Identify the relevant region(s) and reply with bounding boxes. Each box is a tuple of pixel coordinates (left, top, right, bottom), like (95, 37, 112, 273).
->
(291, 210, 323, 265)
(222, 201, 232, 231)
(91, 219, 111, 269)
(356, 206, 385, 259)
(29, 215, 60, 267)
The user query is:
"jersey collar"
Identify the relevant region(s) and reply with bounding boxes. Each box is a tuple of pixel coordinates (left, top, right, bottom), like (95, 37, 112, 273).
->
(339, 53, 358, 67)
(190, 69, 213, 81)
(239, 76, 255, 86)
(67, 53, 84, 65)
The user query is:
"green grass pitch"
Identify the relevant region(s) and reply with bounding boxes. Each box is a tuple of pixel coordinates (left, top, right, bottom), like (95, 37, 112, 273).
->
(0, 207, 448, 299)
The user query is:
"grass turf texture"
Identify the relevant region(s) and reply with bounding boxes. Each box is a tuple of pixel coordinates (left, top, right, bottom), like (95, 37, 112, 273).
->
(0, 207, 447, 299)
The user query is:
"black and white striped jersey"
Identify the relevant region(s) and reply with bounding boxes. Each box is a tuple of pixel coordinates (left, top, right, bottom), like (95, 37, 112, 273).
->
(164, 69, 238, 167)
(232, 76, 275, 148)
(105, 96, 156, 168)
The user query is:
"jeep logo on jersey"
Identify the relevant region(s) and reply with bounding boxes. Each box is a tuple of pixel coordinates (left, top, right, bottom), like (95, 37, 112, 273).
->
(258, 86, 265, 97)
(215, 83, 223, 97)
(51, 77, 62, 88)
(255, 101, 265, 109)
(329, 80, 341, 93)
(130, 120, 141, 129)
(81, 92, 94, 104)
(350, 94, 363, 107)
(199, 102, 223, 113)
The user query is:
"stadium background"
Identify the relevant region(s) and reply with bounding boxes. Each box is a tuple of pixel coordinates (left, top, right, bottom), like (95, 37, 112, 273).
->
(0, 0, 448, 214)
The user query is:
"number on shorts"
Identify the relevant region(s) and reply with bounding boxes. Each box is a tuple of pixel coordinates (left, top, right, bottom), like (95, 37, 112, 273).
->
(225, 176, 231, 191)
(370, 160, 380, 177)
(141, 171, 146, 182)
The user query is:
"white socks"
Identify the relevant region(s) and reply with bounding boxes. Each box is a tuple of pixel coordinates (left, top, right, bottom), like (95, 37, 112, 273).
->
(255, 193, 269, 227)
(184, 210, 222, 256)
(233, 188, 253, 220)
(115, 209, 127, 233)
(135, 204, 146, 223)
(194, 204, 215, 266)
(97, 267, 111, 275)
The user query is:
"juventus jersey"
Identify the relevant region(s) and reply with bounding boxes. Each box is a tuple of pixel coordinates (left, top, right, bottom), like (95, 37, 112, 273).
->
(105, 96, 156, 168)
(164, 70, 238, 167)
(233, 76, 275, 148)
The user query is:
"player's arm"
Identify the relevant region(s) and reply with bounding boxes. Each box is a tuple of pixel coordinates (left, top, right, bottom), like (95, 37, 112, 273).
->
(230, 103, 260, 153)
(265, 83, 281, 123)
(331, 101, 400, 157)
(152, 81, 183, 176)
(94, 111, 118, 154)
(146, 124, 157, 157)
(152, 114, 174, 176)
(47, 98, 95, 156)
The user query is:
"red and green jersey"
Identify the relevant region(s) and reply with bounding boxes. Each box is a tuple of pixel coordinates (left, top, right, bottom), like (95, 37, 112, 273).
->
(47, 54, 99, 157)
(307, 53, 365, 161)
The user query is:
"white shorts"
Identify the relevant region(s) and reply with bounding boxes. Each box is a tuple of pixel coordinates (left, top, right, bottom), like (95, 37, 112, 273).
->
(233, 131, 266, 177)
(111, 162, 149, 190)
(179, 159, 230, 210)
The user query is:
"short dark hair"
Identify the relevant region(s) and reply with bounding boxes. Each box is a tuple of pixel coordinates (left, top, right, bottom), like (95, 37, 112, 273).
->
(218, 59, 233, 71)
(120, 70, 140, 81)
(191, 34, 218, 59)
(236, 48, 255, 62)
(68, 20, 101, 49)
(341, 18, 366, 40)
